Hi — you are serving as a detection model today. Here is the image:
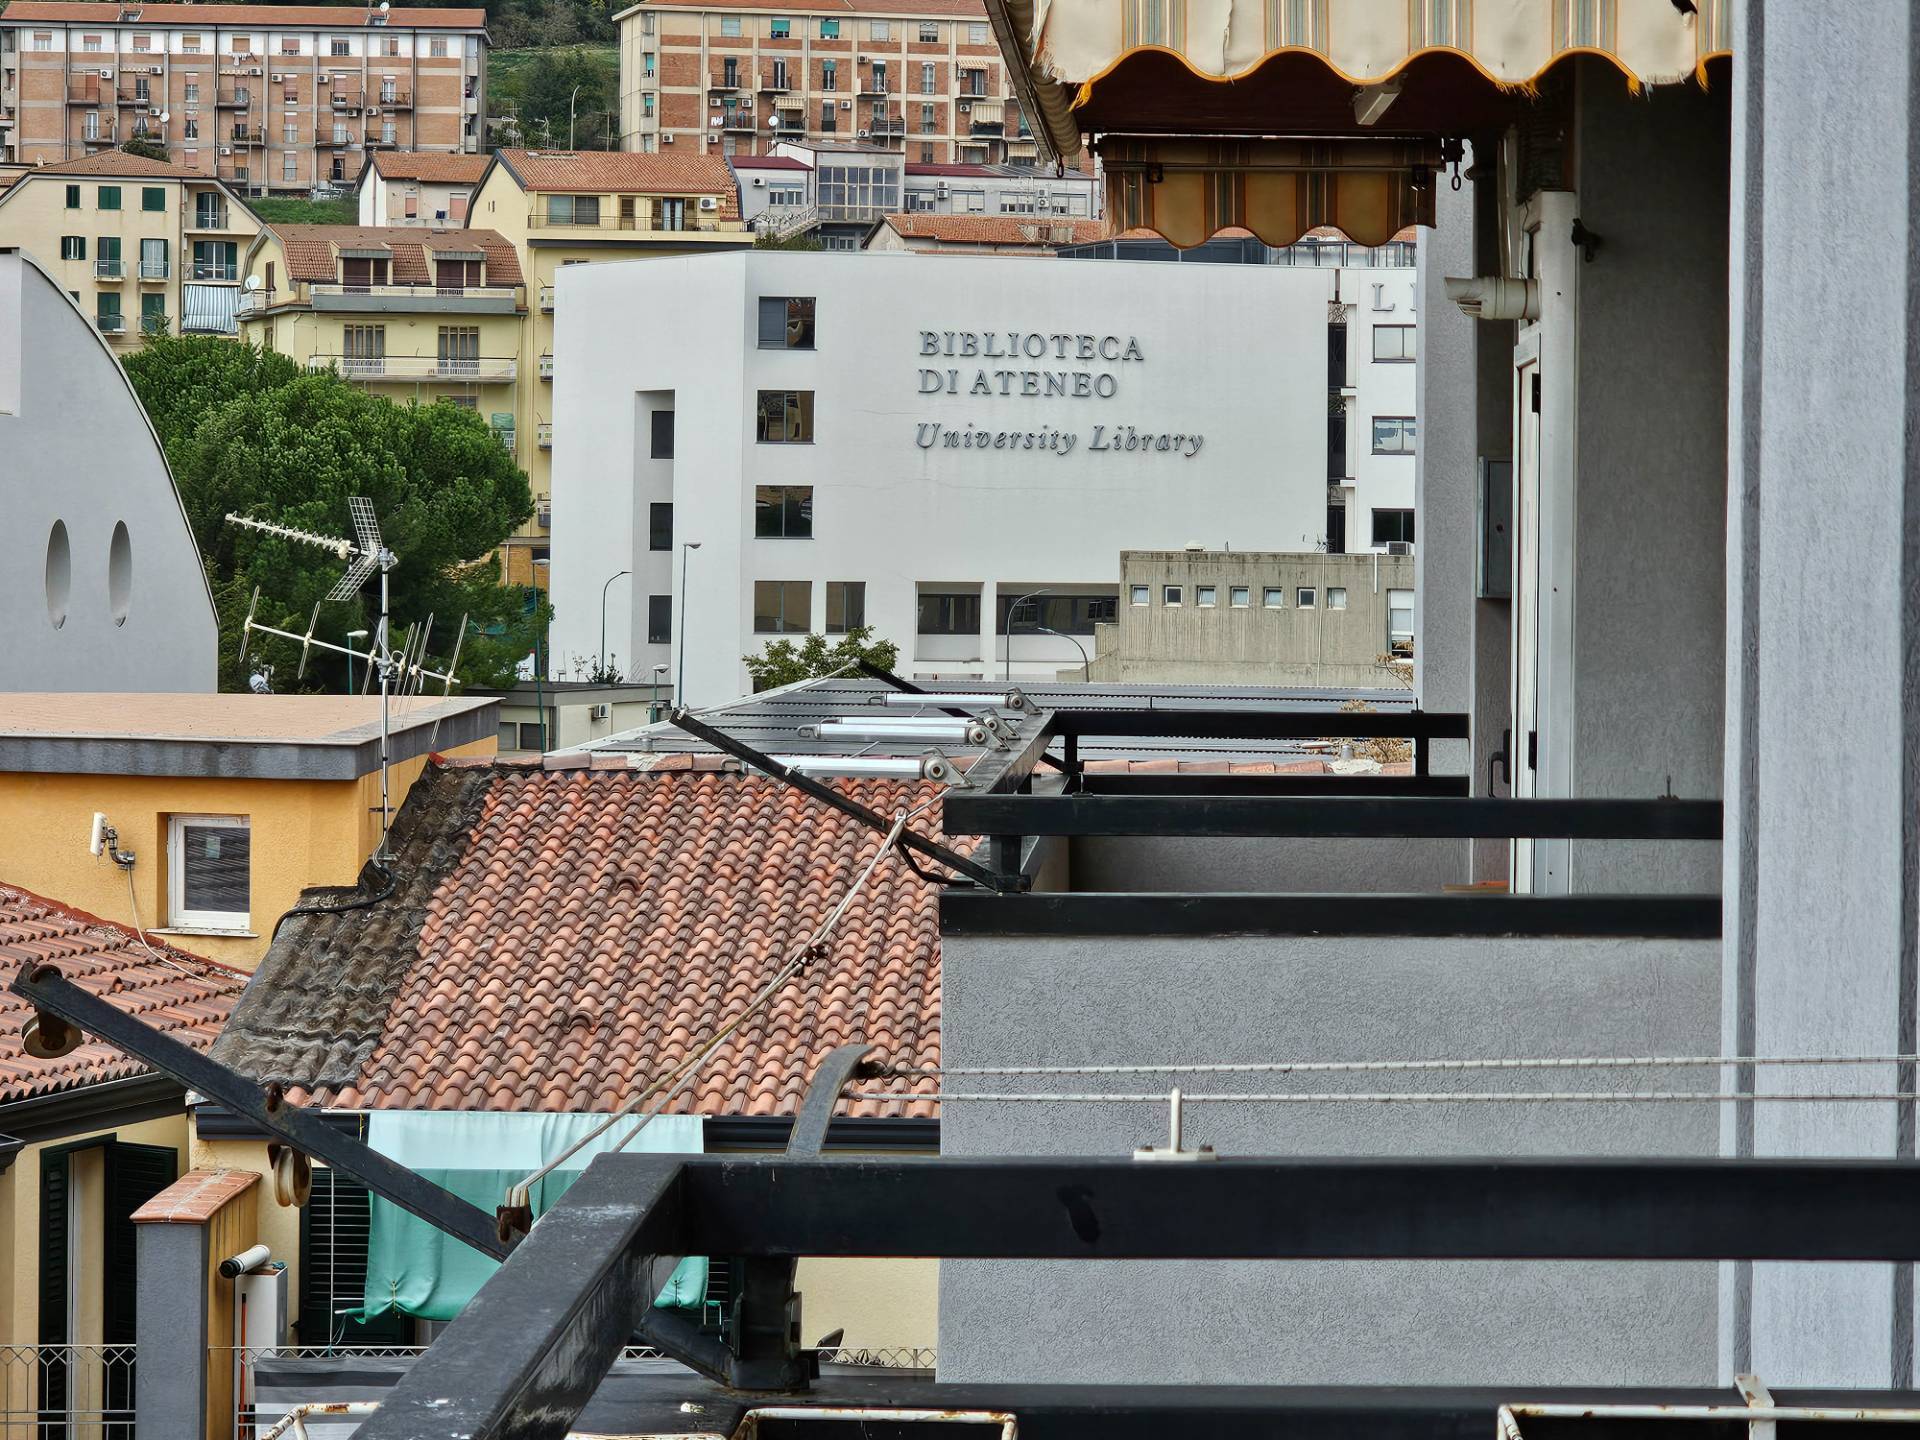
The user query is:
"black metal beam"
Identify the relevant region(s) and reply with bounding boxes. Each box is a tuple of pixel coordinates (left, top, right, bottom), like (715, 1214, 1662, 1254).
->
(352, 1154, 688, 1440)
(1078, 774, 1472, 796)
(9, 961, 511, 1261)
(943, 795, 1724, 840)
(664, 1154, 1920, 1262)
(1049, 709, 1471, 740)
(669, 708, 1019, 892)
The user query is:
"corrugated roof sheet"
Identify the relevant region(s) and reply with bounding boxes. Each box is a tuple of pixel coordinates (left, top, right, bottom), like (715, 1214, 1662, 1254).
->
(213, 762, 951, 1117)
(0, 886, 245, 1105)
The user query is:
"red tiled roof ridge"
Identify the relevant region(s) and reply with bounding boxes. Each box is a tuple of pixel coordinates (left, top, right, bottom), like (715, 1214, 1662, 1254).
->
(365, 152, 491, 183)
(879, 212, 1107, 244)
(265, 223, 524, 286)
(0, 883, 250, 980)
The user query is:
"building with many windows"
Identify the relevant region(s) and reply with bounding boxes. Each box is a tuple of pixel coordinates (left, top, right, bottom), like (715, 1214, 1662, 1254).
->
(462, 147, 751, 576)
(615, 0, 1048, 168)
(0, 1, 488, 192)
(549, 249, 1345, 702)
(235, 222, 526, 446)
(0, 148, 257, 342)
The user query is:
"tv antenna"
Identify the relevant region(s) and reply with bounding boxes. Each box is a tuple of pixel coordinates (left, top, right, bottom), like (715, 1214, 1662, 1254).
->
(226, 498, 466, 856)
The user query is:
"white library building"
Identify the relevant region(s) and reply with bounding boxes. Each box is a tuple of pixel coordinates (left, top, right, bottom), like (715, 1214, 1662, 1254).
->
(547, 246, 1416, 702)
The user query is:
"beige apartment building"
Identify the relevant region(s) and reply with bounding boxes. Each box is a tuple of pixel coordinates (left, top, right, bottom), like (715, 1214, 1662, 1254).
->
(0, 149, 257, 343)
(615, 0, 1046, 167)
(464, 147, 750, 579)
(0, 2, 488, 194)
(354, 147, 489, 225)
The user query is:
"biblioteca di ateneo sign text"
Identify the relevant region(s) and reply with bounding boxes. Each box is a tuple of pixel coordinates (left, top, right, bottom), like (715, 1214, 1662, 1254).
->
(913, 330, 1207, 458)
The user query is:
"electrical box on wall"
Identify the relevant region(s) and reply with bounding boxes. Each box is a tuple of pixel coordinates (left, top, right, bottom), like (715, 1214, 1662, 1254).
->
(1477, 457, 1513, 599)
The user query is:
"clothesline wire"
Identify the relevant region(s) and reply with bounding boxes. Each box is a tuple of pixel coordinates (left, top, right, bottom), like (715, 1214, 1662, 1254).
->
(503, 809, 913, 1212)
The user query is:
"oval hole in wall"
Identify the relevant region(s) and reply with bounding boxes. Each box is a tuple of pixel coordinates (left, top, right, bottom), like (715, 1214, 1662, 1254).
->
(44, 520, 70, 630)
(109, 521, 132, 626)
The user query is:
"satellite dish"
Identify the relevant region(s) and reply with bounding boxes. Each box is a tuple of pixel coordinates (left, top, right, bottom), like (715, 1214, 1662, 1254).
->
(245, 274, 263, 292)
(158, 109, 170, 122)
(379, 2, 390, 10)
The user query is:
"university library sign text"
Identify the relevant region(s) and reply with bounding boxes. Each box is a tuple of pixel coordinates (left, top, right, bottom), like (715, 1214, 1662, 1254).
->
(913, 329, 1207, 459)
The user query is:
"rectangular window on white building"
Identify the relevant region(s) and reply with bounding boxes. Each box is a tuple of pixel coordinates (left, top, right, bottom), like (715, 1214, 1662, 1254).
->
(1372, 415, 1416, 454)
(1263, 587, 1284, 608)
(1372, 508, 1416, 546)
(1129, 584, 1149, 606)
(1230, 586, 1250, 607)
(1297, 587, 1317, 609)
(754, 485, 813, 538)
(1196, 585, 1216, 607)
(754, 580, 811, 634)
(167, 815, 251, 931)
(648, 594, 672, 645)
(825, 581, 865, 633)
(1327, 586, 1348, 609)
(1163, 585, 1182, 607)
(755, 389, 813, 443)
(1388, 588, 1414, 658)
(916, 591, 979, 635)
(756, 295, 815, 349)
(1372, 323, 1415, 361)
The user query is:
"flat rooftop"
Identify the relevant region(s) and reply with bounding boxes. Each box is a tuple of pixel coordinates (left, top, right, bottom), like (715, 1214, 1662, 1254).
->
(0, 694, 496, 780)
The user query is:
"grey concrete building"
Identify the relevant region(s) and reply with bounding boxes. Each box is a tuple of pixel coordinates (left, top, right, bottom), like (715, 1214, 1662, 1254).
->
(1084, 549, 1414, 689)
(0, 246, 217, 691)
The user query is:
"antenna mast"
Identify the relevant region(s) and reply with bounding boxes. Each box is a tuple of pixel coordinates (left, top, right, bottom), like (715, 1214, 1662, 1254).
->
(227, 498, 463, 858)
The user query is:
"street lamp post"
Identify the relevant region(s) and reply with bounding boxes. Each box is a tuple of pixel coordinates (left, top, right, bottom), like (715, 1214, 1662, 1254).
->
(677, 541, 702, 708)
(569, 84, 582, 149)
(649, 662, 669, 723)
(345, 628, 370, 693)
(1038, 625, 1091, 683)
(530, 557, 551, 752)
(598, 568, 632, 680)
(1002, 588, 1051, 683)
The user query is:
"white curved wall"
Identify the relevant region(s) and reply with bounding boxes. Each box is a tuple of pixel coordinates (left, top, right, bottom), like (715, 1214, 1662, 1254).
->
(0, 249, 218, 692)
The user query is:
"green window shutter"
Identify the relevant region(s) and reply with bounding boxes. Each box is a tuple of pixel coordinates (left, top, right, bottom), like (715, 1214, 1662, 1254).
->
(98, 186, 121, 210)
(65, 184, 80, 208)
(39, 1150, 69, 1439)
(95, 292, 120, 320)
(141, 292, 167, 331)
(142, 186, 166, 211)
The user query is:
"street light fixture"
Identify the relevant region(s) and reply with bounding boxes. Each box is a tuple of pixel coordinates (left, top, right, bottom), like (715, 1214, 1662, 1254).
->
(1002, 587, 1051, 683)
(1038, 625, 1091, 683)
(677, 542, 702, 709)
(649, 662, 670, 722)
(598, 568, 632, 680)
(345, 628, 370, 693)
(530, 558, 551, 753)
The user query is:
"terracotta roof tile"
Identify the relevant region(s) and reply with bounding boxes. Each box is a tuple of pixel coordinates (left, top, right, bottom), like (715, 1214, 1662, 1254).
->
(0, 3, 485, 28)
(877, 212, 1106, 248)
(265, 223, 523, 286)
(131, 1168, 258, 1224)
(0, 887, 247, 1104)
(214, 764, 955, 1118)
(21, 151, 207, 179)
(366, 152, 491, 185)
(495, 148, 741, 216)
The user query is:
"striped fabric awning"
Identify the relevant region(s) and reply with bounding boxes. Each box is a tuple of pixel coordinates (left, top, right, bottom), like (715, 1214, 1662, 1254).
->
(993, 0, 1733, 159)
(180, 283, 239, 335)
(1102, 136, 1439, 249)
(967, 99, 1005, 123)
(773, 93, 806, 111)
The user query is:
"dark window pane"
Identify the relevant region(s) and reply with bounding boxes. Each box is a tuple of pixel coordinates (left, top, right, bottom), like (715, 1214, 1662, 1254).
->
(1371, 508, 1416, 545)
(756, 390, 812, 442)
(918, 592, 980, 635)
(757, 296, 786, 348)
(785, 296, 815, 348)
(181, 822, 249, 914)
(826, 581, 864, 633)
(648, 502, 672, 551)
(648, 594, 672, 644)
(755, 485, 814, 538)
(650, 410, 675, 459)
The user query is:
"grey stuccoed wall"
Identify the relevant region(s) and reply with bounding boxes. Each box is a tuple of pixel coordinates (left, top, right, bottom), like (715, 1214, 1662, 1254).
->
(938, 930, 1721, 1385)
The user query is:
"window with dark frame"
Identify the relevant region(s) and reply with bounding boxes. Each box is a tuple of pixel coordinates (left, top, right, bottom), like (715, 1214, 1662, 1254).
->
(825, 581, 865, 633)
(917, 591, 980, 635)
(755, 390, 813, 443)
(648, 594, 672, 645)
(754, 485, 813, 538)
(756, 296, 815, 349)
(1371, 416, 1417, 454)
(1372, 508, 1417, 545)
(753, 580, 811, 633)
(650, 409, 675, 459)
(648, 502, 672, 551)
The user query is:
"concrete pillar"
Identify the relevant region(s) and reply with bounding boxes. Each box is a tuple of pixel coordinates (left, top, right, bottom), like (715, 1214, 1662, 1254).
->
(1413, 144, 1476, 780)
(1722, 0, 1919, 1387)
(133, 1170, 261, 1440)
(1469, 155, 1515, 882)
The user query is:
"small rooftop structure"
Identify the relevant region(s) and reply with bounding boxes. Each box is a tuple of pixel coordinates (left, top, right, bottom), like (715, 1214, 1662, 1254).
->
(0, 693, 497, 779)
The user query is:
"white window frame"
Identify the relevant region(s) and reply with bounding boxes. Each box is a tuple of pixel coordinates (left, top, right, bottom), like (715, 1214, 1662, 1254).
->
(1162, 585, 1182, 607)
(1327, 586, 1348, 610)
(1263, 587, 1284, 609)
(166, 814, 252, 932)
(1297, 587, 1317, 609)
(1129, 585, 1149, 606)
(1230, 586, 1250, 608)
(1196, 585, 1217, 608)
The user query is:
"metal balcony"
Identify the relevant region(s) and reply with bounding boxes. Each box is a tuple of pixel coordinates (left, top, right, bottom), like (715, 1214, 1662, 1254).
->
(139, 259, 168, 280)
(94, 258, 125, 280)
(95, 313, 125, 334)
(191, 206, 232, 230)
(720, 108, 758, 132)
(215, 89, 250, 107)
(536, 421, 553, 449)
(309, 353, 518, 383)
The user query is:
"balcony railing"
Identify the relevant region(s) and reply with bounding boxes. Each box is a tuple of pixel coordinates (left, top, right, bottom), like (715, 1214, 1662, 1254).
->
(139, 259, 168, 280)
(377, 89, 411, 108)
(215, 88, 250, 107)
(94, 258, 124, 279)
(309, 353, 517, 382)
(857, 81, 892, 96)
(191, 206, 231, 230)
(868, 116, 906, 136)
(192, 261, 239, 281)
(526, 210, 734, 234)
(96, 312, 125, 333)
(307, 281, 521, 304)
(537, 353, 553, 380)
(536, 421, 553, 449)
(330, 91, 364, 111)
(0, 1343, 137, 1440)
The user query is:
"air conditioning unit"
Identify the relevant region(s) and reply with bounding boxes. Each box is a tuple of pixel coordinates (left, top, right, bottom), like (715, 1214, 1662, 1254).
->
(149, 64, 163, 74)
(99, 67, 114, 79)
(663, 133, 674, 143)
(936, 182, 948, 197)
(319, 70, 330, 81)
(751, 175, 764, 187)
(1387, 541, 1414, 556)
(857, 128, 869, 138)
(272, 72, 283, 80)
(218, 143, 231, 154)
(368, 105, 379, 114)
(248, 65, 261, 75)
(698, 195, 717, 210)
(958, 101, 970, 111)
(839, 98, 851, 111)
(148, 105, 162, 116)
(589, 703, 610, 720)
(710, 96, 721, 107)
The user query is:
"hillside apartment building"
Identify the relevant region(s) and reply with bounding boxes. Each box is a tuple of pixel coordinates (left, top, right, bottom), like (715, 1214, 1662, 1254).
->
(615, 0, 1052, 169)
(0, 149, 257, 342)
(0, 1, 488, 194)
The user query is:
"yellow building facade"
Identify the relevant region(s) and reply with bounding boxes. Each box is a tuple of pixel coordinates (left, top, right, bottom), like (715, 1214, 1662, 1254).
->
(0, 694, 497, 969)
(0, 148, 257, 345)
